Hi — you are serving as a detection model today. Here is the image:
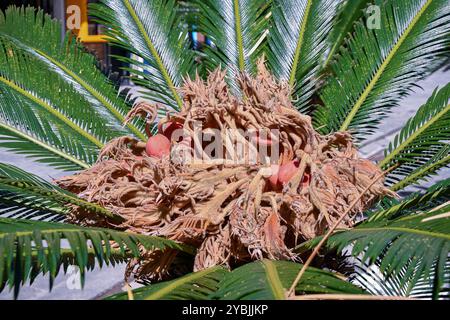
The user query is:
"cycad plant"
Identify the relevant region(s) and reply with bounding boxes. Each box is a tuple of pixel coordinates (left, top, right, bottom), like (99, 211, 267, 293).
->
(0, 0, 449, 300)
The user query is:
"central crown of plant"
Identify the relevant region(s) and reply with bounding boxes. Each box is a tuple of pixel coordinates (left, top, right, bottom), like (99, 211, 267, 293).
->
(56, 60, 395, 282)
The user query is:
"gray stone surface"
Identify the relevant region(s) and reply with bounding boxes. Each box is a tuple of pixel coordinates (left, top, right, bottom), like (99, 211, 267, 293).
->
(0, 68, 449, 299)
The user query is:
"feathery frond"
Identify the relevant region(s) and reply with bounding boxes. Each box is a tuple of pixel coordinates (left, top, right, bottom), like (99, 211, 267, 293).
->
(368, 178, 450, 222)
(0, 217, 186, 297)
(351, 257, 450, 299)
(194, 0, 270, 93)
(322, 0, 371, 68)
(314, 0, 450, 141)
(211, 260, 365, 300)
(90, 0, 195, 110)
(311, 204, 450, 298)
(0, 42, 116, 167)
(0, 162, 119, 222)
(379, 83, 450, 190)
(107, 260, 365, 300)
(0, 6, 145, 140)
(106, 266, 227, 300)
(0, 120, 89, 171)
(268, 0, 340, 112)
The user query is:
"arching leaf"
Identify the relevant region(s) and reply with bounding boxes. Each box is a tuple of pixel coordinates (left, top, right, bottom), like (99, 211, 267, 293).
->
(106, 266, 227, 300)
(309, 204, 450, 298)
(0, 217, 188, 297)
(0, 6, 145, 139)
(0, 41, 110, 167)
(351, 257, 450, 299)
(90, 0, 195, 110)
(314, 0, 450, 141)
(368, 178, 450, 222)
(194, 0, 271, 93)
(379, 83, 450, 190)
(212, 260, 365, 300)
(268, 0, 340, 112)
(322, 0, 371, 68)
(0, 162, 119, 222)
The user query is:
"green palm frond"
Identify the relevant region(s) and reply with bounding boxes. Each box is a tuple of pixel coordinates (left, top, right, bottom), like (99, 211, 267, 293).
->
(0, 7, 145, 140)
(322, 0, 371, 68)
(1, 246, 130, 297)
(107, 260, 364, 300)
(0, 42, 119, 167)
(0, 43, 111, 147)
(391, 148, 450, 192)
(29, 248, 129, 288)
(90, 0, 195, 110)
(194, 0, 270, 93)
(308, 204, 450, 298)
(351, 258, 450, 299)
(368, 178, 450, 222)
(267, 0, 340, 112)
(0, 120, 88, 171)
(314, 0, 450, 141)
(0, 217, 188, 297)
(212, 260, 365, 300)
(0, 162, 120, 222)
(106, 266, 227, 300)
(379, 83, 450, 190)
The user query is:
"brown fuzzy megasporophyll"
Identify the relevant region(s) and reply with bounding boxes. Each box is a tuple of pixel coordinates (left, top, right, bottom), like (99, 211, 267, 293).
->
(56, 61, 395, 282)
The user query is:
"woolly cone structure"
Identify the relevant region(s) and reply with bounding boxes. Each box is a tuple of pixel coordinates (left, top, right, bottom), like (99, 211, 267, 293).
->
(56, 60, 396, 282)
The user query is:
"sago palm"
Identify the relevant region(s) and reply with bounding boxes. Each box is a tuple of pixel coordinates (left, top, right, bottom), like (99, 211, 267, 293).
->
(0, 0, 449, 300)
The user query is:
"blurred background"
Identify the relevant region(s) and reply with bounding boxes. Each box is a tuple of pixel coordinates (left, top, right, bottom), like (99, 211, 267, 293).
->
(0, 0, 448, 299)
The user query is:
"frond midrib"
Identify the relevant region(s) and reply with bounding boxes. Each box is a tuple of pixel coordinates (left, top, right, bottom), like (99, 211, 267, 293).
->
(288, 0, 313, 87)
(233, 0, 245, 72)
(262, 259, 285, 300)
(34, 47, 146, 141)
(0, 32, 146, 140)
(339, 0, 433, 131)
(0, 227, 101, 239)
(0, 223, 158, 244)
(0, 178, 118, 220)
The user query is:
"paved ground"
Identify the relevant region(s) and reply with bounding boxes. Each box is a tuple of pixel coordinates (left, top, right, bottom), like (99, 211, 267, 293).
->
(0, 68, 448, 300)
